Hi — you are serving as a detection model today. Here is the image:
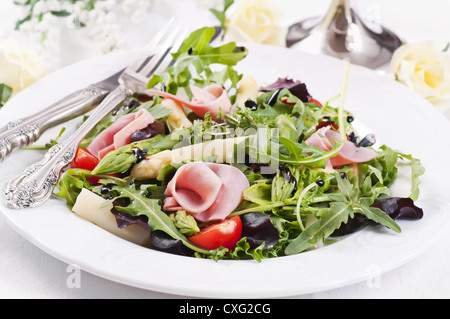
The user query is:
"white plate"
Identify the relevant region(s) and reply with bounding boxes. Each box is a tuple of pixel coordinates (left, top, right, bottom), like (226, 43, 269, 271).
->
(1, 43, 450, 298)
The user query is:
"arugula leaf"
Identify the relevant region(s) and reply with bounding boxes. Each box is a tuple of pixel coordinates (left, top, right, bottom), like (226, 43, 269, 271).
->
(243, 182, 272, 205)
(53, 170, 87, 209)
(286, 201, 354, 255)
(277, 136, 343, 168)
(358, 205, 401, 233)
(366, 145, 399, 187)
(284, 220, 321, 254)
(366, 146, 425, 201)
(398, 151, 425, 201)
(23, 127, 66, 150)
(285, 171, 401, 255)
(0, 84, 13, 107)
(209, 0, 235, 37)
(148, 27, 247, 103)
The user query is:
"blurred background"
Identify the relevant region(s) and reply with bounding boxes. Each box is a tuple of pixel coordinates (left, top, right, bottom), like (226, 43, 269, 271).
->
(1, 0, 448, 71)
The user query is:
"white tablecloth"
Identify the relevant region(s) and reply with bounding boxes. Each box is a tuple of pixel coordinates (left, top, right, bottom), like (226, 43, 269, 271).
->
(1, 0, 450, 299)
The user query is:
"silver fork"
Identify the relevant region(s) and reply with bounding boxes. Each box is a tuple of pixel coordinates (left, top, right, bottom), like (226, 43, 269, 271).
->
(5, 20, 189, 209)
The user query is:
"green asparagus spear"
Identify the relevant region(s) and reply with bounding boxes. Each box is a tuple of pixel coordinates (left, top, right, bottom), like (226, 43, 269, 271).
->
(92, 128, 190, 175)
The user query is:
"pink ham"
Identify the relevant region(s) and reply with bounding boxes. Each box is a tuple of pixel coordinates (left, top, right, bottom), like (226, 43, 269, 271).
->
(163, 162, 250, 222)
(305, 125, 378, 168)
(87, 109, 154, 159)
(146, 84, 231, 119)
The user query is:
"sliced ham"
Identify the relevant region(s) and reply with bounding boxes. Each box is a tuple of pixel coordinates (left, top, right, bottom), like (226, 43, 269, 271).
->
(87, 109, 154, 159)
(163, 162, 250, 222)
(146, 84, 232, 119)
(164, 162, 223, 214)
(305, 125, 378, 168)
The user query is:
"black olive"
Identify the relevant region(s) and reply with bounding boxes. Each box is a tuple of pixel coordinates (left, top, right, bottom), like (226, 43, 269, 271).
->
(348, 132, 357, 144)
(316, 180, 325, 187)
(358, 133, 376, 147)
(267, 88, 282, 106)
(100, 185, 111, 195)
(123, 99, 140, 111)
(347, 116, 354, 123)
(340, 172, 347, 179)
(244, 99, 258, 111)
(187, 47, 193, 55)
(100, 183, 116, 195)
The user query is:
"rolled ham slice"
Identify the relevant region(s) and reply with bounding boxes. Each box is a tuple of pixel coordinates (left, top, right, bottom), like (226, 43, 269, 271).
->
(147, 84, 232, 119)
(163, 162, 250, 222)
(87, 109, 154, 159)
(305, 125, 378, 168)
(164, 162, 223, 214)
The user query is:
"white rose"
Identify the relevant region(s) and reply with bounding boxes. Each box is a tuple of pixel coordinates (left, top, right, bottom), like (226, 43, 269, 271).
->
(391, 41, 450, 106)
(224, 0, 287, 47)
(0, 37, 47, 92)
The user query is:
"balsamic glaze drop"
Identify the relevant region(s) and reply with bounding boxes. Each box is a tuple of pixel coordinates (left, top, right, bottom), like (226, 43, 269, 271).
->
(245, 99, 258, 111)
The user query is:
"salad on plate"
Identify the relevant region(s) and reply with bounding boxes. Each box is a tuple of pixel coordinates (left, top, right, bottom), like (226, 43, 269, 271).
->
(52, 27, 425, 261)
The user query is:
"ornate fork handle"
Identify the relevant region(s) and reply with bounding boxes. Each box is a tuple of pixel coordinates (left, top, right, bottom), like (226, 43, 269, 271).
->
(5, 84, 132, 209)
(0, 85, 108, 162)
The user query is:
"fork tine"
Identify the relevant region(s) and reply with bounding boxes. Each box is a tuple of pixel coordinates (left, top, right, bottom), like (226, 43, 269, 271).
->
(138, 24, 183, 77)
(127, 18, 175, 72)
(149, 28, 191, 77)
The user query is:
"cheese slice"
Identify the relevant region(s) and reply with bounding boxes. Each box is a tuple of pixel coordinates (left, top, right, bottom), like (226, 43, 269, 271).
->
(72, 188, 150, 246)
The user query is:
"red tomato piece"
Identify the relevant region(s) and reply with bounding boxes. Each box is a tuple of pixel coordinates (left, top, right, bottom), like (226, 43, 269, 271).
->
(188, 216, 242, 250)
(309, 98, 323, 107)
(316, 121, 350, 141)
(280, 96, 296, 106)
(70, 147, 102, 184)
(316, 120, 339, 131)
(71, 147, 99, 171)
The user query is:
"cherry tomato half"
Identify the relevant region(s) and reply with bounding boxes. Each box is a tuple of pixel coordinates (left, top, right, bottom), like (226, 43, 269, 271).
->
(71, 147, 99, 171)
(316, 120, 350, 141)
(316, 120, 339, 131)
(188, 216, 242, 250)
(309, 98, 323, 107)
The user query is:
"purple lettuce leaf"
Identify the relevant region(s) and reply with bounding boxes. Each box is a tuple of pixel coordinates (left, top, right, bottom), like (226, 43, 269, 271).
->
(371, 197, 424, 220)
(260, 77, 311, 102)
(241, 212, 279, 250)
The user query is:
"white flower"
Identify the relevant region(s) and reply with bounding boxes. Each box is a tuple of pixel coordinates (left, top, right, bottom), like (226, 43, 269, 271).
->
(224, 0, 287, 47)
(0, 37, 47, 92)
(119, 0, 157, 23)
(391, 41, 450, 106)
